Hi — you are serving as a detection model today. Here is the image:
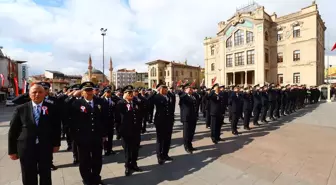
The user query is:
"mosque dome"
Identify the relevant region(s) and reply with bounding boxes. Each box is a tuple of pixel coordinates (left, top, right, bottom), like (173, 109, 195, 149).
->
(85, 68, 104, 75)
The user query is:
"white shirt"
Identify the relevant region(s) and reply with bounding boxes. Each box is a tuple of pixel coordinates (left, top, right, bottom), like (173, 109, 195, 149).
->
(32, 101, 43, 112)
(85, 99, 94, 108)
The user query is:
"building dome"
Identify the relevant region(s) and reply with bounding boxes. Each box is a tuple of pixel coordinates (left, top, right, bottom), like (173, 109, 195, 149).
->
(85, 68, 104, 75)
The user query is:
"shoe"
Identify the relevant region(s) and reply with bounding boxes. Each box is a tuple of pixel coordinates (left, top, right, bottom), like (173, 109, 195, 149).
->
(191, 147, 198, 151)
(185, 148, 193, 154)
(158, 158, 164, 165)
(51, 164, 58, 171)
(253, 123, 260, 126)
(164, 156, 173, 161)
(244, 126, 251, 130)
(125, 168, 131, 176)
(110, 150, 116, 155)
(104, 151, 110, 156)
(116, 135, 121, 140)
(211, 138, 218, 144)
(141, 129, 147, 134)
(132, 165, 143, 172)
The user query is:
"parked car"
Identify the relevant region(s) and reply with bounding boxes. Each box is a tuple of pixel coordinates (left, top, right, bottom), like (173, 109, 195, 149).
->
(6, 95, 15, 106)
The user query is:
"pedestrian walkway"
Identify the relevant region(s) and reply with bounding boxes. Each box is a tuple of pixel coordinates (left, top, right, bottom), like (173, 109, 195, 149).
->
(1, 102, 336, 185)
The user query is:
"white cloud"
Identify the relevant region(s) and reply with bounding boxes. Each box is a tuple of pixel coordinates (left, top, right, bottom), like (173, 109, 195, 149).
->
(0, 0, 335, 76)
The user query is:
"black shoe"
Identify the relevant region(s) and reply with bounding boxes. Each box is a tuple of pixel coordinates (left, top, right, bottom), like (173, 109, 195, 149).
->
(253, 122, 260, 126)
(191, 147, 198, 151)
(110, 150, 116, 155)
(211, 138, 218, 144)
(104, 151, 110, 156)
(125, 168, 131, 176)
(185, 148, 193, 154)
(244, 126, 251, 130)
(132, 165, 143, 172)
(164, 156, 173, 161)
(82, 180, 90, 185)
(51, 164, 58, 171)
(158, 158, 164, 165)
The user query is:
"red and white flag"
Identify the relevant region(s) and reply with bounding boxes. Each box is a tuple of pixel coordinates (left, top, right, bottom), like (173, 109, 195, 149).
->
(22, 79, 27, 93)
(0, 74, 4, 86)
(200, 78, 205, 87)
(332, 43, 336, 51)
(190, 79, 196, 87)
(211, 77, 217, 86)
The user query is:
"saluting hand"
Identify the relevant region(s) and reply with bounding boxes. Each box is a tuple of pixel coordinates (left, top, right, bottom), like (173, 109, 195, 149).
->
(9, 154, 19, 160)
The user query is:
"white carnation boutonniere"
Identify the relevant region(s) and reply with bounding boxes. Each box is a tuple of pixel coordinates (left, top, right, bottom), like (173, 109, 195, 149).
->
(98, 104, 101, 110)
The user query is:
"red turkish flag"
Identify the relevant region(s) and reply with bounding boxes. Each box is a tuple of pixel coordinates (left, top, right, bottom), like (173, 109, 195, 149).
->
(332, 43, 336, 51)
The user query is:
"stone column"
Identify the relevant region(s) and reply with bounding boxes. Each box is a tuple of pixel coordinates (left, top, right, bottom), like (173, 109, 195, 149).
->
(245, 71, 248, 86)
(327, 85, 331, 102)
(233, 72, 235, 85)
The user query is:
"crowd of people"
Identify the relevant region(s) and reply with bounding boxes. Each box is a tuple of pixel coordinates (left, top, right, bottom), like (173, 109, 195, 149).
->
(7, 81, 321, 185)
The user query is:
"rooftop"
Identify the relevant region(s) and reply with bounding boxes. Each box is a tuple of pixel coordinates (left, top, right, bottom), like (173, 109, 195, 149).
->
(146, 59, 201, 68)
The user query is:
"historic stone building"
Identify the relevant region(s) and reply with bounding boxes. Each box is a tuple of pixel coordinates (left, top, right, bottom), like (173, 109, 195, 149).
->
(112, 69, 137, 89)
(204, 1, 326, 87)
(146, 59, 202, 89)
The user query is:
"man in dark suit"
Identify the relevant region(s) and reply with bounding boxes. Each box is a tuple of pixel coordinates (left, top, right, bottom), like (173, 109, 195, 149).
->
(139, 88, 149, 133)
(149, 83, 175, 165)
(8, 84, 61, 185)
(229, 86, 242, 135)
(115, 85, 143, 176)
(68, 82, 108, 185)
(208, 83, 224, 143)
(179, 83, 198, 153)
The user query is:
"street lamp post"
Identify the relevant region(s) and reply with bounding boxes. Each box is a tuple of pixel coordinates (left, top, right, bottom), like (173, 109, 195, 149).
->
(100, 28, 107, 83)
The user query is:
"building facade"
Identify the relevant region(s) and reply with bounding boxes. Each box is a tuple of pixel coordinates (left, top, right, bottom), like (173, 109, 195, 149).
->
(146, 59, 202, 89)
(112, 69, 137, 89)
(30, 70, 82, 92)
(136, 72, 149, 87)
(204, 1, 326, 87)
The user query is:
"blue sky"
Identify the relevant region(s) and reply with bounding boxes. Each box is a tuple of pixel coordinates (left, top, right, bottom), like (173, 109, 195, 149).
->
(0, 0, 335, 76)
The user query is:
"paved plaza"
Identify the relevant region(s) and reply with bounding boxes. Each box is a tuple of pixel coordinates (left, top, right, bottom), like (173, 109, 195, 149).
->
(1, 101, 336, 185)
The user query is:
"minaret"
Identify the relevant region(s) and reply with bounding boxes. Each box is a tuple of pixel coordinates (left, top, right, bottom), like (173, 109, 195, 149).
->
(109, 57, 113, 87)
(88, 55, 93, 81)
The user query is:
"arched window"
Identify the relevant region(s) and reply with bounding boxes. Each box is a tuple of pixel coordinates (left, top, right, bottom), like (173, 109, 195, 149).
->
(154, 68, 157, 76)
(234, 29, 244, 46)
(211, 63, 215, 71)
(150, 68, 155, 77)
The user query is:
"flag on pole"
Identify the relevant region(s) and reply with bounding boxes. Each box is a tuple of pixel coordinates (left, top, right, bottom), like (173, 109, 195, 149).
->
(200, 78, 205, 87)
(332, 43, 336, 51)
(211, 77, 217, 86)
(152, 81, 157, 88)
(190, 79, 196, 87)
(183, 79, 189, 85)
(22, 79, 27, 93)
(0, 74, 4, 86)
(176, 80, 182, 87)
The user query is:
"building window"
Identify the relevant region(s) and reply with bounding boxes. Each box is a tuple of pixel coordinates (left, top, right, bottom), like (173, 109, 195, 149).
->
(181, 71, 184, 75)
(164, 71, 166, 76)
(159, 70, 162, 77)
(211, 63, 215, 71)
(247, 50, 254, 64)
(235, 52, 244, 66)
(226, 54, 233, 67)
(277, 31, 283, 41)
(265, 48, 269, 63)
(210, 46, 215, 55)
(293, 25, 300, 38)
(226, 36, 232, 48)
(246, 31, 254, 43)
(176, 71, 179, 76)
(167, 71, 169, 76)
(277, 52, 283, 63)
(234, 29, 244, 46)
(277, 74, 284, 84)
(293, 50, 300, 61)
(190, 71, 192, 77)
(265, 32, 269, 41)
(293, 73, 300, 84)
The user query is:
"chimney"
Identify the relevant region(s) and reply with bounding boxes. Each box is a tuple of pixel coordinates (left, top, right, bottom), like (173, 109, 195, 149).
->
(88, 55, 92, 81)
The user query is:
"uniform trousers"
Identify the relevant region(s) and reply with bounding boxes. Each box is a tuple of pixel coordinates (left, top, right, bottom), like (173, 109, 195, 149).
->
(155, 121, 173, 159)
(210, 115, 222, 140)
(77, 139, 103, 184)
(205, 110, 211, 128)
(231, 112, 239, 131)
(280, 101, 287, 115)
(182, 121, 197, 149)
(121, 135, 140, 167)
(268, 101, 276, 119)
(148, 106, 154, 123)
(243, 110, 251, 128)
(261, 104, 269, 121)
(274, 100, 281, 117)
(252, 105, 261, 124)
(103, 126, 114, 152)
(72, 140, 79, 160)
(142, 111, 148, 131)
(19, 143, 52, 185)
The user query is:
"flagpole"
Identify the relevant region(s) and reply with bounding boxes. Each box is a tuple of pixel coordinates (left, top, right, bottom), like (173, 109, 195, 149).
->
(327, 31, 330, 84)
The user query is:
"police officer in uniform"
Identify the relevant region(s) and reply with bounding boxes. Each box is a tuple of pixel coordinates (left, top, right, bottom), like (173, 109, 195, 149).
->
(102, 87, 117, 156)
(179, 82, 198, 154)
(69, 82, 108, 185)
(208, 83, 224, 143)
(242, 87, 253, 130)
(116, 85, 143, 176)
(229, 86, 242, 135)
(252, 84, 262, 126)
(149, 83, 175, 165)
(139, 88, 149, 133)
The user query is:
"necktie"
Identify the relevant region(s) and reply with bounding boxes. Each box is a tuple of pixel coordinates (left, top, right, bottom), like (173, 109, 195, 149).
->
(33, 105, 41, 126)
